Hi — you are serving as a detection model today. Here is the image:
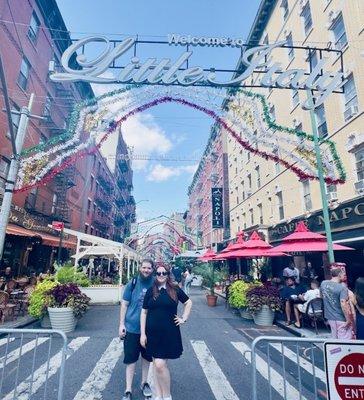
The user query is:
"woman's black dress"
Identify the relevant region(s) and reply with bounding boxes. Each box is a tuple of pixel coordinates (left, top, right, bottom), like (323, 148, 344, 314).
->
(143, 287, 189, 359)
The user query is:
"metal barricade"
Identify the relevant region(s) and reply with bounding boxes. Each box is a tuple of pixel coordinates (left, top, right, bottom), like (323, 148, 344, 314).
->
(251, 336, 329, 400)
(0, 328, 68, 400)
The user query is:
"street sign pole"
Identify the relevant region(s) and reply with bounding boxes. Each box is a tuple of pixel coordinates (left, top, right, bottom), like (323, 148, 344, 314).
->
(307, 89, 335, 264)
(0, 94, 34, 260)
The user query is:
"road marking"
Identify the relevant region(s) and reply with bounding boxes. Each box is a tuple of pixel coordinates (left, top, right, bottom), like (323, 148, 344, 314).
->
(0, 338, 15, 347)
(73, 338, 123, 400)
(2, 336, 89, 400)
(0, 337, 49, 368)
(270, 343, 326, 383)
(191, 340, 239, 400)
(232, 341, 308, 400)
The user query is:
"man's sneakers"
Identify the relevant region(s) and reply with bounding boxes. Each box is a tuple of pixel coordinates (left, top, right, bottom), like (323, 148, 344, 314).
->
(122, 391, 132, 400)
(141, 382, 152, 397)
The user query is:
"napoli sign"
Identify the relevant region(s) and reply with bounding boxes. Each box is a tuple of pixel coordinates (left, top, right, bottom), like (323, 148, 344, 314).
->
(50, 35, 345, 110)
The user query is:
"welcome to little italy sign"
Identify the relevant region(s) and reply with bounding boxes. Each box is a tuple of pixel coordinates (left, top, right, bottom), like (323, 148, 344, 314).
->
(50, 33, 345, 110)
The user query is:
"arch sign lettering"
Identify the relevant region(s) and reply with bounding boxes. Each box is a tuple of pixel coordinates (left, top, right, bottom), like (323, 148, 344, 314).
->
(325, 342, 364, 399)
(50, 33, 345, 110)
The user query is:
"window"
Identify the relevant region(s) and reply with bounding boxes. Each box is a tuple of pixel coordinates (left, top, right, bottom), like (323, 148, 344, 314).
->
(250, 208, 254, 226)
(307, 50, 318, 70)
(0, 157, 10, 189)
(270, 105, 276, 121)
(302, 180, 312, 211)
(28, 12, 40, 43)
(314, 104, 328, 138)
(90, 226, 94, 235)
(343, 75, 358, 121)
(7, 104, 20, 139)
(258, 203, 263, 224)
(17, 57, 31, 90)
(326, 183, 338, 201)
(256, 166, 261, 188)
(43, 95, 52, 118)
(51, 193, 57, 214)
(286, 33, 294, 60)
(247, 174, 252, 190)
(331, 13, 347, 50)
(301, 2, 313, 36)
(355, 148, 364, 181)
(241, 181, 245, 200)
(90, 175, 94, 191)
(87, 199, 91, 215)
(247, 151, 251, 162)
(276, 191, 285, 220)
(273, 148, 281, 174)
(281, 0, 289, 21)
(242, 212, 246, 229)
(291, 89, 299, 108)
(84, 224, 89, 234)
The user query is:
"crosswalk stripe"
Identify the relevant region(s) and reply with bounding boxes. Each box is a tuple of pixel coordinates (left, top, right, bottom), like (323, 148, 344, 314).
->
(0, 338, 15, 347)
(270, 343, 326, 383)
(232, 342, 308, 400)
(191, 340, 239, 400)
(73, 338, 123, 400)
(0, 337, 49, 369)
(2, 336, 89, 400)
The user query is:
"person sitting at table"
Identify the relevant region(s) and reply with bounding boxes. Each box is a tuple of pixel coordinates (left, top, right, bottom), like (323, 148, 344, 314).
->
(280, 277, 305, 327)
(0, 267, 14, 290)
(293, 280, 321, 328)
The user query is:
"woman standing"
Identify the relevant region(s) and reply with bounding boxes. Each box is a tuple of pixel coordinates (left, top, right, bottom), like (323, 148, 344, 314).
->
(354, 277, 364, 340)
(140, 264, 192, 400)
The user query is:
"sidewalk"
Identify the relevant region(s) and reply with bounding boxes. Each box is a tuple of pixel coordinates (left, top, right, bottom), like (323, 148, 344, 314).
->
(213, 287, 330, 339)
(0, 315, 36, 331)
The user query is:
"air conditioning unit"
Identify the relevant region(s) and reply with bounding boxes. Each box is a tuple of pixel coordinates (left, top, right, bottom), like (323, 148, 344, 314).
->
(344, 105, 358, 121)
(354, 180, 364, 194)
(327, 191, 338, 202)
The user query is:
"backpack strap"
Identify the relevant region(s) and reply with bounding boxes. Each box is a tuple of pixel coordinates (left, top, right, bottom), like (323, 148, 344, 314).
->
(130, 276, 138, 294)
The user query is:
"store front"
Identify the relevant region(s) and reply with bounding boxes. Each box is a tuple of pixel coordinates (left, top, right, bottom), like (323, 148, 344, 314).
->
(268, 197, 364, 287)
(1, 205, 76, 275)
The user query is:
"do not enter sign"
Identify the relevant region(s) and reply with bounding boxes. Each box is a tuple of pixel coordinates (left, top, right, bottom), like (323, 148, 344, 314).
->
(325, 342, 364, 399)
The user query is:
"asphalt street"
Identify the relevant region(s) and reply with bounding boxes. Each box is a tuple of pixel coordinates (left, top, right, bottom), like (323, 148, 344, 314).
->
(0, 288, 327, 400)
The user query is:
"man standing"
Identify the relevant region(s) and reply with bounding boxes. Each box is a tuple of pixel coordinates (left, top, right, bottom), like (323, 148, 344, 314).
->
(320, 267, 354, 339)
(119, 259, 154, 400)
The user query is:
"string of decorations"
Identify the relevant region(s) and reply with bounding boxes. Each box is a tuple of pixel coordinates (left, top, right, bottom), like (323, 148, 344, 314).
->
(15, 85, 345, 192)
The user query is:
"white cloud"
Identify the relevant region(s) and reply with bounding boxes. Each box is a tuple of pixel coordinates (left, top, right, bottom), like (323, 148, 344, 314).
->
(147, 164, 198, 182)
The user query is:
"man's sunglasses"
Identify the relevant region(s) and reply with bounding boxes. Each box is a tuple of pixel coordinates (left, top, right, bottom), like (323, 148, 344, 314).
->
(155, 271, 169, 276)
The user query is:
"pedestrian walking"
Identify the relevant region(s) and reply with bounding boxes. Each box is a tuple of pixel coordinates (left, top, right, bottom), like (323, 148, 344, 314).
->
(119, 259, 155, 400)
(320, 267, 354, 339)
(171, 264, 183, 288)
(353, 277, 364, 340)
(183, 267, 193, 295)
(140, 263, 192, 400)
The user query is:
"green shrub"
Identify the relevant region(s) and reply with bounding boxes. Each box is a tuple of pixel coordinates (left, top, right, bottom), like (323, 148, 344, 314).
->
(28, 280, 58, 319)
(55, 265, 90, 287)
(194, 263, 225, 295)
(228, 280, 251, 308)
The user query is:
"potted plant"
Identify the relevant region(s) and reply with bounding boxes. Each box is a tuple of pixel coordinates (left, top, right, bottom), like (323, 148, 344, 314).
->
(47, 283, 90, 333)
(55, 263, 90, 287)
(195, 264, 225, 307)
(246, 285, 281, 326)
(228, 280, 254, 319)
(28, 279, 58, 328)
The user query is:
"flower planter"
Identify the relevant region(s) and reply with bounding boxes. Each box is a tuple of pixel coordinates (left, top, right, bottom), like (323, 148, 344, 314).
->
(253, 305, 275, 326)
(40, 313, 52, 328)
(206, 294, 218, 307)
(48, 307, 76, 333)
(239, 308, 253, 320)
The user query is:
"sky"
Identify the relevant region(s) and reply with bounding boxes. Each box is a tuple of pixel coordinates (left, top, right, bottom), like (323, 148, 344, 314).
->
(56, 0, 262, 222)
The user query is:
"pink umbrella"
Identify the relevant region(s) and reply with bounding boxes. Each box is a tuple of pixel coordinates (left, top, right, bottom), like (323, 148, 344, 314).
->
(226, 231, 277, 258)
(198, 248, 217, 262)
(213, 231, 247, 260)
(273, 221, 354, 252)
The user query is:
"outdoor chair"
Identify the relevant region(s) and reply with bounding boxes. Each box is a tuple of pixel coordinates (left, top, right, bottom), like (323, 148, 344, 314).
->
(303, 298, 325, 335)
(17, 285, 35, 316)
(0, 291, 16, 323)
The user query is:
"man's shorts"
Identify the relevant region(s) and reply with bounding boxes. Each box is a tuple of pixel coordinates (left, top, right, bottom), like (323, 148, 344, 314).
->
(123, 332, 153, 364)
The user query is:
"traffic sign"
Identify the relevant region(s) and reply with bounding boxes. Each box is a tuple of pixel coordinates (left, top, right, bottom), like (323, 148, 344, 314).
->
(325, 342, 364, 399)
(52, 221, 64, 231)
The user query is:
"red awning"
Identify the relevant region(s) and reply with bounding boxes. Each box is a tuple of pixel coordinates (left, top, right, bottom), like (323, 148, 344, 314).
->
(198, 248, 217, 262)
(6, 224, 76, 249)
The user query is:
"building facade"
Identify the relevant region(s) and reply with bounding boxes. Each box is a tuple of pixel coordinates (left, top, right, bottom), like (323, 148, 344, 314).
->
(186, 124, 230, 248)
(227, 0, 364, 283)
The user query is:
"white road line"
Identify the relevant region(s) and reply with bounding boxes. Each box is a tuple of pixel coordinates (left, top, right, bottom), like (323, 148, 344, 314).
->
(0, 337, 49, 368)
(3, 336, 89, 400)
(232, 342, 308, 400)
(73, 338, 123, 400)
(191, 340, 239, 400)
(0, 338, 15, 347)
(270, 343, 326, 383)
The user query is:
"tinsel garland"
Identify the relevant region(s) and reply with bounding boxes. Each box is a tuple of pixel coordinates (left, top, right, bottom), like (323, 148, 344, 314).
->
(15, 85, 346, 192)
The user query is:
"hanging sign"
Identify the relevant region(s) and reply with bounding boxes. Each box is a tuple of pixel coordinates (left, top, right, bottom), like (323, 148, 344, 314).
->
(211, 187, 223, 228)
(324, 341, 364, 400)
(50, 35, 345, 110)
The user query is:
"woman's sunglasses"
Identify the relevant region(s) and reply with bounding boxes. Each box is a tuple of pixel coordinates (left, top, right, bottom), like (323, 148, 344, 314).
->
(155, 271, 169, 276)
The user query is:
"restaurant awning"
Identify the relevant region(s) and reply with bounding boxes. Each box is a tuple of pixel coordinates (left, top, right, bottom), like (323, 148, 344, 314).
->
(6, 224, 76, 248)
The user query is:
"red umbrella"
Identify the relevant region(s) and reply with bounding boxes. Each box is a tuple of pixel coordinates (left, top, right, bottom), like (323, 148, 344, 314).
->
(226, 231, 274, 258)
(198, 248, 217, 262)
(273, 221, 354, 252)
(213, 231, 247, 260)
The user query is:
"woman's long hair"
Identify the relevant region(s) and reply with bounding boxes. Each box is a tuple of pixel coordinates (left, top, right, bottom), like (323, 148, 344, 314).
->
(355, 277, 364, 308)
(152, 263, 178, 302)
